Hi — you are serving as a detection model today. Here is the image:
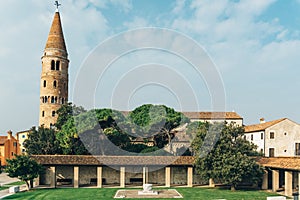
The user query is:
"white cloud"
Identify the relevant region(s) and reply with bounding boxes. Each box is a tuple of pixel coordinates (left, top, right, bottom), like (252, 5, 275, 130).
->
(109, 0, 132, 13)
(1, 0, 300, 134)
(0, 0, 110, 134)
(123, 17, 149, 29)
(171, 0, 300, 124)
(172, 0, 186, 15)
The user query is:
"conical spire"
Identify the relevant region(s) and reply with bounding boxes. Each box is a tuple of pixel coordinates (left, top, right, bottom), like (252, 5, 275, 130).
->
(45, 11, 67, 53)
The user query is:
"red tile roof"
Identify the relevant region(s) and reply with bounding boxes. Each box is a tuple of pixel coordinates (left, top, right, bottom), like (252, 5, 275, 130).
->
(31, 155, 195, 166)
(244, 118, 286, 133)
(121, 111, 242, 120)
(31, 156, 300, 170)
(256, 157, 300, 170)
(182, 112, 242, 120)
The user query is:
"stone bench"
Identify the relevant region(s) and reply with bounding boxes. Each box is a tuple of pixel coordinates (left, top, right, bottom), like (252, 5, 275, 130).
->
(9, 186, 19, 193)
(130, 178, 143, 183)
(57, 178, 72, 185)
(90, 178, 106, 185)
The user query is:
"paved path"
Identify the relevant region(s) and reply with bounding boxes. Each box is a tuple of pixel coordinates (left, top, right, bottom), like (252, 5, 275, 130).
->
(0, 173, 25, 199)
(0, 173, 20, 186)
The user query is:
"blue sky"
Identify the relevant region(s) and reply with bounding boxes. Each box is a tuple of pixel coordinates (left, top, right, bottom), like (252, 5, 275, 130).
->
(1, 0, 300, 135)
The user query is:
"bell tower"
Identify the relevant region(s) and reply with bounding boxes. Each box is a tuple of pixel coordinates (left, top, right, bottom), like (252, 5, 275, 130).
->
(39, 4, 69, 128)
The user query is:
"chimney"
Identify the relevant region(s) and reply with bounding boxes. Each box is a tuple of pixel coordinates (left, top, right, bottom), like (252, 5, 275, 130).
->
(7, 130, 12, 140)
(260, 118, 265, 124)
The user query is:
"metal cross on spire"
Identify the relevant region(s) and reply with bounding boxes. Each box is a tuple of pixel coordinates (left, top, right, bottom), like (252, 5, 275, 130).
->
(54, 1, 61, 10)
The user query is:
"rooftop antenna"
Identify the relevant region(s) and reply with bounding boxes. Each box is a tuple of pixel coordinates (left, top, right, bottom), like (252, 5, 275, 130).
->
(54, 1, 61, 12)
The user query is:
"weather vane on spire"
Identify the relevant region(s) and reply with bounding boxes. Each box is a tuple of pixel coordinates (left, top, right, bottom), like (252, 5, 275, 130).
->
(54, 1, 61, 10)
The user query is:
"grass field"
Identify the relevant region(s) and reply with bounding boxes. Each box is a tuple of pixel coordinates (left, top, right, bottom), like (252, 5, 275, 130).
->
(0, 182, 25, 191)
(2, 187, 285, 200)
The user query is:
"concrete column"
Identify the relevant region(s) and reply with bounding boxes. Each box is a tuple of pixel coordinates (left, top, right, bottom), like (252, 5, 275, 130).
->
(187, 167, 193, 187)
(272, 170, 279, 192)
(143, 167, 148, 185)
(74, 166, 79, 188)
(165, 167, 171, 187)
(97, 166, 102, 188)
(34, 176, 40, 187)
(209, 178, 215, 187)
(262, 170, 268, 190)
(285, 171, 293, 196)
(120, 167, 125, 188)
(50, 166, 56, 188)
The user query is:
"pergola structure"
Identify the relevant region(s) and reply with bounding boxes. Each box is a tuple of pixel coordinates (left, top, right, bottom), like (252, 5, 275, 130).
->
(31, 155, 300, 197)
(32, 155, 196, 188)
(257, 157, 300, 196)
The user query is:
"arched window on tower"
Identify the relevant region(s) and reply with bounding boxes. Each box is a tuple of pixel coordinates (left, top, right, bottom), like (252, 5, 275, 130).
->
(55, 97, 57, 103)
(52, 111, 55, 117)
(62, 98, 65, 104)
(53, 80, 57, 88)
(45, 96, 48, 103)
(43, 80, 46, 87)
(56, 60, 60, 70)
(51, 96, 54, 104)
(42, 111, 45, 117)
(51, 60, 55, 70)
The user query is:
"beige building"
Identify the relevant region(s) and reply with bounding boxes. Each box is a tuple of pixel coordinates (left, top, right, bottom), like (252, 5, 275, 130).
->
(39, 9, 69, 128)
(182, 112, 243, 126)
(16, 130, 30, 154)
(245, 118, 300, 157)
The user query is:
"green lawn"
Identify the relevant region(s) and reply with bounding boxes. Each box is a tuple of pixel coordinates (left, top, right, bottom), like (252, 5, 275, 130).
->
(0, 181, 25, 191)
(3, 187, 285, 200)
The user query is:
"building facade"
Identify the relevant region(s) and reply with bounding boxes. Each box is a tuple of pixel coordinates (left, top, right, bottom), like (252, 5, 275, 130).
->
(244, 118, 300, 157)
(39, 9, 69, 128)
(16, 130, 30, 154)
(182, 112, 243, 126)
(0, 131, 20, 166)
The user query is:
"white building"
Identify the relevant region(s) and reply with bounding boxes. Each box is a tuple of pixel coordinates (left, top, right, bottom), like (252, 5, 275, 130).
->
(16, 130, 30, 154)
(182, 112, 243, 126)
(244, 118, 300, 157)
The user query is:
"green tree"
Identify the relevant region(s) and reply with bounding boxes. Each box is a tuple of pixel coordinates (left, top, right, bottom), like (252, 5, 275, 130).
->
(129, 104, 189, 148)
(56, 108, 131, 155)
(56, 117, 90, 155)
(103, 127, 130, 148)
(191, 122, 264, 191)
(24, 126, 61, 155)
(55, 102, 86, 130)
(5, 155, 43, 190)
(55, 104, 188, 155)
(55, 103, 89, 155)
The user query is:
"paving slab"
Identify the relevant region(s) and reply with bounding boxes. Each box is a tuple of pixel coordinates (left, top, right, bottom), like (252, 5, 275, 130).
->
(114, 189, 183, 198)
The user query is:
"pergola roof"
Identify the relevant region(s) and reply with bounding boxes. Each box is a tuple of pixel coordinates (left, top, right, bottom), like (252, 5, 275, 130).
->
(31, 155, 300, 171)
(256, 157, 300, 171)
(31, 155, 195, 166)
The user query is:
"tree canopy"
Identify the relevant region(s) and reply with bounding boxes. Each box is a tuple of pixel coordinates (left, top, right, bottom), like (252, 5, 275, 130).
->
(25, 103, 189, 155)
(5, 155, 43, 190)
(190, 122, 264, 191)
(24, 126, 61, 155)
(54, 104, 189, 155)
(128, 104, 189, 148)
(55, 102, 86, 130)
